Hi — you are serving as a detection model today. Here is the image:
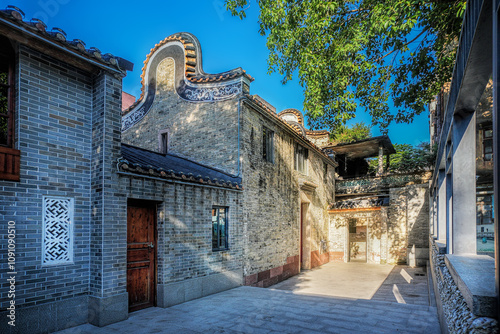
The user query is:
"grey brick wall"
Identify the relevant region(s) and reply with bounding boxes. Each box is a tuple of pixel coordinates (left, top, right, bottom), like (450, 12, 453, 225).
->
(90, 72, 126, 298)
(116, 175, 244, 284)
(122, 58, 240, 176)
(240, 102, 335, 276)
(0, 46, 93, 310)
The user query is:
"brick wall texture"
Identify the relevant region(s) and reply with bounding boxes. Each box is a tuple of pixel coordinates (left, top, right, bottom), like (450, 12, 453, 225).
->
(116, 176, 243, 285)
(0, 47, 94, 309)
(240, 102, 335, 279)
(122, 58, 240, 176)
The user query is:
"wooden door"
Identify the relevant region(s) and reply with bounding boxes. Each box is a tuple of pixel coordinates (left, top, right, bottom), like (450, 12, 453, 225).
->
(127, 202, 156, 312)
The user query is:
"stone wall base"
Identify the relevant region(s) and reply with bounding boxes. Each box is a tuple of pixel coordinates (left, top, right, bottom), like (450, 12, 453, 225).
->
(244, 255, 300, 288)
(158, 269, 243, 308)
(88, 292, 128, 327)
(407, 247, 429, 267)
(0, 295, 88, 334)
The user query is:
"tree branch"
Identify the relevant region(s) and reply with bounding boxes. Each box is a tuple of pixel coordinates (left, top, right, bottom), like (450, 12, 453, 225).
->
(377, 29, 428, 62)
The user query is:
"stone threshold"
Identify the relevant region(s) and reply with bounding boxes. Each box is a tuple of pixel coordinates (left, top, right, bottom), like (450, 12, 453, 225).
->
(445, 253, 497, 317)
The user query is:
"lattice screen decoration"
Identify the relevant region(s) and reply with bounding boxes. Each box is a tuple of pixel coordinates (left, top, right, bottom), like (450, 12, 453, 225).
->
(42, 197, 74, 265)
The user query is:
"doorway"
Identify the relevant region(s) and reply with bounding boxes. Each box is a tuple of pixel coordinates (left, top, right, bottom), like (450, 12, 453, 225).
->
(348, 218, 367, 263)
(127, 200, 157, 312)
(300, 203, 311, 270)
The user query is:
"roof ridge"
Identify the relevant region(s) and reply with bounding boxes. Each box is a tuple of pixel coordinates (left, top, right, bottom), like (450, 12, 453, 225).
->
(123, 32, 253, 114)
(244, 95, 337, 166)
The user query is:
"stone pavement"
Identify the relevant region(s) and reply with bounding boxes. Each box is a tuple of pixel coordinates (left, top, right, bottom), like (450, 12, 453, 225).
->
(371, 265, 432, 306)
(272, 262, 432, 306)
(55, 262, 440, 333)
(55, 280, 440, 334)
(271, 262, 395, 299)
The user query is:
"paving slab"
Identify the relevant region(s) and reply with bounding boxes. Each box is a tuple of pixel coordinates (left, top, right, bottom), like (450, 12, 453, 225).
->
(55, 286, 440, 334)
(271, 262, 395, 299)
(272, 262, 431, 306)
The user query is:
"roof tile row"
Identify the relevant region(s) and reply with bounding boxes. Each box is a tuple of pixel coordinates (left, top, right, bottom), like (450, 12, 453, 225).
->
(0, 5, 131, 73)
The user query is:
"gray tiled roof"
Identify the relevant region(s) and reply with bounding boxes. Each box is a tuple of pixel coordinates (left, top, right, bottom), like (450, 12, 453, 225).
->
(119, 144, 242, 189)
(0, 5, 133, 73)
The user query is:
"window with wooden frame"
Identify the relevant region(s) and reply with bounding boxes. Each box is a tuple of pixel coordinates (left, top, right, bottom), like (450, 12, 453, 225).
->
(0, 36, 20, 181)
(212, 207, 228, 251)
(294, 143, 308, 174)
(483, 126, 493, 161)
(158, 129, 169, 154)
(263, 126, 274, 163)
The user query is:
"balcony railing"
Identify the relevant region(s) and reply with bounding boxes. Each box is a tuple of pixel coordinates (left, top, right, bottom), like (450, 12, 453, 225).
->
(0, 146, 20, 181)
(336, 172, 431, 195)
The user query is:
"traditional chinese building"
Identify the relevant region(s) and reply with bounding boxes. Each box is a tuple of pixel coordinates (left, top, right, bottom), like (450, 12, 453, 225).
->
(427, 0, 499, 332)
(121, 32, 337, 293)
(325, 137, 431, 266)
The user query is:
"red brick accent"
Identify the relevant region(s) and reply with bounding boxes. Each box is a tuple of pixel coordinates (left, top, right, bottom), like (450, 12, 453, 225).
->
(244, 255, 300, 288)
(244, 273, 258, 286)
(270, 265, 283, 277)
(329, 251, 344, 262)
(258, 269, 271, 281)
(311, 250, 330, 268)
(121, 91, 136, 111)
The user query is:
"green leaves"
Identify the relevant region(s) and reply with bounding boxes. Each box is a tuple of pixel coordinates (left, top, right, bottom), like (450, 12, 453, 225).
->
(368, 142, 436, 173)
(332, 122, 372, 144)
(225, 0, 465, 133)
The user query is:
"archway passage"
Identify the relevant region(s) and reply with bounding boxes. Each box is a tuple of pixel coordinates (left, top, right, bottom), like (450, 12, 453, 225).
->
(348, 218, 367, 263)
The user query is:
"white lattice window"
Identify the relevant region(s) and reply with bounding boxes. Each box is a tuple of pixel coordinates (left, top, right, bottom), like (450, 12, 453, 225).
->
(42, 197, 74, 265)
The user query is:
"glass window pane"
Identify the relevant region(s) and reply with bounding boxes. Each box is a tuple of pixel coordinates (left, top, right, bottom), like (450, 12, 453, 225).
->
(0, 116, 8, 146)
(0, 70, 7, 85)
(0, 85, 8, 115)
(212, 209, 218, 249)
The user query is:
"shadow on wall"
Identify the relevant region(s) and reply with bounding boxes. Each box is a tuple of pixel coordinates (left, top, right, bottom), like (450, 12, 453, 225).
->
(331, 205, 419, 265)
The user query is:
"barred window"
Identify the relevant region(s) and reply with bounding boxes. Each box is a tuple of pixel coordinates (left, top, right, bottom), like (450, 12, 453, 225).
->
(42, 197, 74, 265)
(263, 127, 274, 163)
(295, 144, 308, 174)
(212, 207, 228, 251)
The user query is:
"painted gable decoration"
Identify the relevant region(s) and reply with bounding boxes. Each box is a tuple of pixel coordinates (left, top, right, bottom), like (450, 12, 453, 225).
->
(122, 32, 254, 132)
(278, 108, 307, 136)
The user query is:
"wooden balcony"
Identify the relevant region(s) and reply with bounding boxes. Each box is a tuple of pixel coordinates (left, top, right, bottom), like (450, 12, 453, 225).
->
(0, 146, 20, 181)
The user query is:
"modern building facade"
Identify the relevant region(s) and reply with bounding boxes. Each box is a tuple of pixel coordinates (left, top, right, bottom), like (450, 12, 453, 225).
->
(428, 0, 499, 332)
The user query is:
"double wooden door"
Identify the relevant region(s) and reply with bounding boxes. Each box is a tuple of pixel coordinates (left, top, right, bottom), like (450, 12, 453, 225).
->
(127, 202, 156, 312)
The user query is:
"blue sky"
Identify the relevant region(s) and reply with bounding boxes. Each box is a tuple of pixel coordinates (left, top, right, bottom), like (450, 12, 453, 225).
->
(12, 0, 429, 145)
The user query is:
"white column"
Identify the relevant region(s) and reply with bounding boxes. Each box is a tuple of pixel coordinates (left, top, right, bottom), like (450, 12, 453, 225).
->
(451, 113, 476, 254)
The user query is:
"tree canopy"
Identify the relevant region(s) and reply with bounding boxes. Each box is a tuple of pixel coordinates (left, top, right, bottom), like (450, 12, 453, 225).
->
(368, 142, 436, 174)
(226, 0, 466, 132)
(331, 121, 371, 144)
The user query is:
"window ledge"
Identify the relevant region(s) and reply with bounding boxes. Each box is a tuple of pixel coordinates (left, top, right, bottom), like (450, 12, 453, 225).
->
(434, 239, 447, 254)
(445, 254, 497, 317)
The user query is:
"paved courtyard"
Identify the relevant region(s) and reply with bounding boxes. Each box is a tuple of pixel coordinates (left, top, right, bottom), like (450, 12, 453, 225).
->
(273, 262, 432, 306)
(56, 263, 440, 334)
